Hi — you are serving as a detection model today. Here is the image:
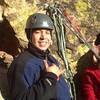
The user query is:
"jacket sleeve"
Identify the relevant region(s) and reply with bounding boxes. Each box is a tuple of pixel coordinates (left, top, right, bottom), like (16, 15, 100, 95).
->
(82, 72, 96, 100)
(8, 62, 58, 100)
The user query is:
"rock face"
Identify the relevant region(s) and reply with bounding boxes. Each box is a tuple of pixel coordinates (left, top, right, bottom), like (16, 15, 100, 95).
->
(0, 0, 39, 49)
(0, 1, 39, 99)
(0, 16, 20, 56)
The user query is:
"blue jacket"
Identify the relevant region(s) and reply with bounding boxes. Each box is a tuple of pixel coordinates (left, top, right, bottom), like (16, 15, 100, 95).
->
(8, 44, 71, 100)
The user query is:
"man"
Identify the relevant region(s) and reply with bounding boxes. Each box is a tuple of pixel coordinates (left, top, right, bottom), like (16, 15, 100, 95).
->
(7, 13, 71, 100)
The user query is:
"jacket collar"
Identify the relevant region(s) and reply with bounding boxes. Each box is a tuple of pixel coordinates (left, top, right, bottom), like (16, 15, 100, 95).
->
(27, 43, 50, 59)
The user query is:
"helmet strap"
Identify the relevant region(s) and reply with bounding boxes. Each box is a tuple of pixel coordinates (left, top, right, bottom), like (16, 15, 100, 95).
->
(29, 29, 33, 43)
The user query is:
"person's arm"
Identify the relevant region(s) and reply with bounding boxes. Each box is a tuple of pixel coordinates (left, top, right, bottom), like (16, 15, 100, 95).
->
(82, 72, 96, 100)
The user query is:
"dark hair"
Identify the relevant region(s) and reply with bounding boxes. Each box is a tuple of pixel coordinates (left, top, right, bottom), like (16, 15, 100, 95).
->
(95, 33, 100, 46)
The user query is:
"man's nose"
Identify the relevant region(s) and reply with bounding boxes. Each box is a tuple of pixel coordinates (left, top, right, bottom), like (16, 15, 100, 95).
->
(40, 32, 45, 39)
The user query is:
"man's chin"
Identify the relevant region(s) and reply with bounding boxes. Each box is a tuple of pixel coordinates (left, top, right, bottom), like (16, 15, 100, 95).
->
(38, 47, 48, 51)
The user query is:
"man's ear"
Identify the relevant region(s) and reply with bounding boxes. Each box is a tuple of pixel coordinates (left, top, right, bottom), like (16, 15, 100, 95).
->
(50, 40, 53, 45)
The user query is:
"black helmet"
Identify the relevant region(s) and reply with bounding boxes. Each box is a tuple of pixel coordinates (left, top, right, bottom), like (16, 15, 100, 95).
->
(25, 13, 54, 39)
(25, 13, 54, 30)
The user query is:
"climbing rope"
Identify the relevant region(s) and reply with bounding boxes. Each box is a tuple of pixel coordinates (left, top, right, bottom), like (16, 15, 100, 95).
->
(46, 3, 76, 100)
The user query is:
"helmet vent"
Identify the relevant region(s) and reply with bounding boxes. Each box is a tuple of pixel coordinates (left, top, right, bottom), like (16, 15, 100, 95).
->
(31, 16, 37, 24)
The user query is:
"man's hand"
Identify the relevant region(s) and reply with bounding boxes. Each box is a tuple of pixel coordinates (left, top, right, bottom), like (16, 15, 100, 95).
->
(43, 60, 65, 78)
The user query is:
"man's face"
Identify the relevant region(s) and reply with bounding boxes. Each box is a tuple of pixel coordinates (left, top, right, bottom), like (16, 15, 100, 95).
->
(31, 29, 52, 51)
(93, 44, 100, 64)
(96, 44, 100, 66)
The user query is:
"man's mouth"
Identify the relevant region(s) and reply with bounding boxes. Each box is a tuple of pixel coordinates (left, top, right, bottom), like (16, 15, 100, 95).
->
(39, 41, 48, 46)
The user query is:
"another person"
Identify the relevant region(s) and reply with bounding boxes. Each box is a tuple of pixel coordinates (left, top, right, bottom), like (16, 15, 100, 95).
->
(74, 33, 100, 100)
(0, 15, 20, 100)
(7, 13, 71, 100)
(81, 33, 100, 100)
(0, 51, 13, 100)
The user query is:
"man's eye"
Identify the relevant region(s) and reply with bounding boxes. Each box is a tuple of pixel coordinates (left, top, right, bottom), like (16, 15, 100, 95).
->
(46, 31, 50, 34)
(35, 31, 40, 34)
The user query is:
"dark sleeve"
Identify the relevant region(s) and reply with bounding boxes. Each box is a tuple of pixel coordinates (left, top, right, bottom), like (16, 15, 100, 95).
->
(82, 72, 96, 100)
(8, 63, 57, 100)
